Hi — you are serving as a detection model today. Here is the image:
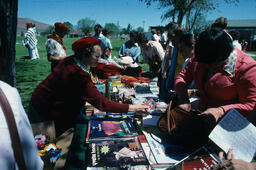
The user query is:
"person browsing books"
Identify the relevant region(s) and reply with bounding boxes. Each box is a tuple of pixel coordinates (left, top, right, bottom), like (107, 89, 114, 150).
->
(174, 26, 256, 122)
(29, 37, 148, 137)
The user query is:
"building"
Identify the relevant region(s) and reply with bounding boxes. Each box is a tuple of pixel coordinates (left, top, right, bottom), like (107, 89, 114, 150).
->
(227, 19, 256, 51)
(69, 30, 85, 38)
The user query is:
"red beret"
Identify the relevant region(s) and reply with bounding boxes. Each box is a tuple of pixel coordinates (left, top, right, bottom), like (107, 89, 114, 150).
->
(54, 22, 69, 32)
(72, 37, 102, 51)
(26, 23, 33, 28)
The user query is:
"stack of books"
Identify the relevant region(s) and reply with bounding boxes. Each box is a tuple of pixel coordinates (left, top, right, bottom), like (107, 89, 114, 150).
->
(85, 108, 256, 169)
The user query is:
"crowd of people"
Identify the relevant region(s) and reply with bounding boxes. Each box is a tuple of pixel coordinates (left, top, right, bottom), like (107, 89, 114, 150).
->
(2, 17, 256, 169)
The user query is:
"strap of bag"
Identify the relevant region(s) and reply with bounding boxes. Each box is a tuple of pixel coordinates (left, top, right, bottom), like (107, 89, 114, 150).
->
(0, 88, 27, 170)
(166, 99, 172, 134)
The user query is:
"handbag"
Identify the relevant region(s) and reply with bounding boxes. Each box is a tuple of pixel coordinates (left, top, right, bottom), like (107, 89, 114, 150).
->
(0, 88, 27, 170)
(157, 97, 199, 135)
(157, 92, 215, 149)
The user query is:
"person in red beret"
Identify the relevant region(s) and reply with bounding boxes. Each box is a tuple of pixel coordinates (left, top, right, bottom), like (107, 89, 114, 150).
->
(29, 37, 149, 137)
(46, 22, 70, 72)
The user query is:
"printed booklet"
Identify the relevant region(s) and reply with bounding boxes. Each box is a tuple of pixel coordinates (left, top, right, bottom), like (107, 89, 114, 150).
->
(88, 137, 148, 168)
(86, 119, 138, 142)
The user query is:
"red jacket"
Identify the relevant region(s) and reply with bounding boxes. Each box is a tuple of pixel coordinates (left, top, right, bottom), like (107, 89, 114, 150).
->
(31, 56, 129, 131)
(175, 49, 256, 118)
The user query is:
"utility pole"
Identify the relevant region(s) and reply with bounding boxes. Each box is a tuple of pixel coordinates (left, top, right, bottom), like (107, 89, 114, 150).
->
(142, 20, 145, 31)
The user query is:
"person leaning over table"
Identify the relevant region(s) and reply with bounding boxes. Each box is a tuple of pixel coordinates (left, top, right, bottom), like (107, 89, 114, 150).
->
(29, 37, 148, 137)
(46, 22, 70, 72)
(174, 26, 256, 123)
(137, 32, 164, 76)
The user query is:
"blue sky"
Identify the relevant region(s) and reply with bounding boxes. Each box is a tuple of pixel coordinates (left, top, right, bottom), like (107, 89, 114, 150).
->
(18, 0, 256, 30)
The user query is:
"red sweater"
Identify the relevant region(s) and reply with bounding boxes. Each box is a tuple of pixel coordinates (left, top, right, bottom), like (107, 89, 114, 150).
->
(31, 56, 129, 129)
(175, 49, 256, 118)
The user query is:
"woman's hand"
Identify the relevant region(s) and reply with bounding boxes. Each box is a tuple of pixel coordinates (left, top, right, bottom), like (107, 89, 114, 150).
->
(162, 72, 167, 78)
(128, 103, 149, 114)
(201, 107, 224, 121)
(178, 103, 191, 112)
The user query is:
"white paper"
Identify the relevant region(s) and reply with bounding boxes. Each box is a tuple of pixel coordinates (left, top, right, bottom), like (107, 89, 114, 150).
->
(209, 109, 256, 162)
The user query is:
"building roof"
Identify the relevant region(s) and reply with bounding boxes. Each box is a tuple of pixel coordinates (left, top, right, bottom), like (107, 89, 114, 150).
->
(228, 19, 256, 28)
(69, 30, 84, 35)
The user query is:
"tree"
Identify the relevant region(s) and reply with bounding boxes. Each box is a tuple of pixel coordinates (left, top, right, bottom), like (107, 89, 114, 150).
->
(120, 24, 133, 35)
(104, 23, 120, 36)
(139, 0, 239, 28)
(41, 25, 54, 36)
(77, 17, 96, 36)
(137, 26, 144, 32)
(63, 21, 73, 34)
(191, 14, 210, 35)
(0, 0, 18, 86)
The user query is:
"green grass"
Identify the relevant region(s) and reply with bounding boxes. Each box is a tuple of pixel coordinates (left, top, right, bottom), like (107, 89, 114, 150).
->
(15, 36, 148, 112)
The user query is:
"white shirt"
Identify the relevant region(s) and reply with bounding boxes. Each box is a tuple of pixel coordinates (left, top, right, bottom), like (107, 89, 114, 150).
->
(46, 39, 66, 57)
(152, 34, 160, 42)
(160, 33, 167, 43)
(233, 40, 242, 50)
(142, 40, 164, 64)
(0, 81, 43, 170)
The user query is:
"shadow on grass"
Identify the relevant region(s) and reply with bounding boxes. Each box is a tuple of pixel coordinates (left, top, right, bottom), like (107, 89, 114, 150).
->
(21, 55, 31, 60)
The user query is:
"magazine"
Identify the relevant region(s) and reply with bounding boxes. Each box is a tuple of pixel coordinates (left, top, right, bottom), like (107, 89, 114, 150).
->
(86, 119, 138, 142)
(143, 129, 192, 165)
(88, 137, 149, 168)
(209, 109, 256, 162)
(174, 146, 219, 170)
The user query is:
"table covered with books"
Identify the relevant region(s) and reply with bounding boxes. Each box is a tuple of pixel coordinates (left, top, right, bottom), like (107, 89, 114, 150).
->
(60, 73, 209, 170)
(62, 71, 256, 170)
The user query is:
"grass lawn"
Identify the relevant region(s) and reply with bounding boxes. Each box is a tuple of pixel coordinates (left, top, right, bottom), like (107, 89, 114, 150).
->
(15, 36, 148, 112)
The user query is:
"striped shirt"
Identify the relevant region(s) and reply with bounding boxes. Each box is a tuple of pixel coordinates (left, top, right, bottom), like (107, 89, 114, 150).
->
(24, 28, 38, 49)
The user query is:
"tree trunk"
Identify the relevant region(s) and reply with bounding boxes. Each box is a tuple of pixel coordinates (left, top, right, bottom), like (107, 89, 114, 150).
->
(177, 11, 185, 26)
(186, 8, 191, 30)
(0, 0, 18, 87)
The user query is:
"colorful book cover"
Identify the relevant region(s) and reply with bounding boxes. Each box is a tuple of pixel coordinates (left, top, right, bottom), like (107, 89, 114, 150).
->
(87, 119, 138, 142)
(175, 147, 219, 170)
(88, 137, 149, 168)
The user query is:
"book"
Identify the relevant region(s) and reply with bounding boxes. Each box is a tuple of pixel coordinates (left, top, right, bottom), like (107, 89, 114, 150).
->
(142, 114, 161, 127)
(209, 109, 256, 162)
(175, 146, 219, 170)
(137, 135, 157, 165)
(144, 132, 192, 165)
(135, 86, 152, 94)
(86, 119, 138, 142)
(88, 137, 149, 168)
(142, 127, 192, 166)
